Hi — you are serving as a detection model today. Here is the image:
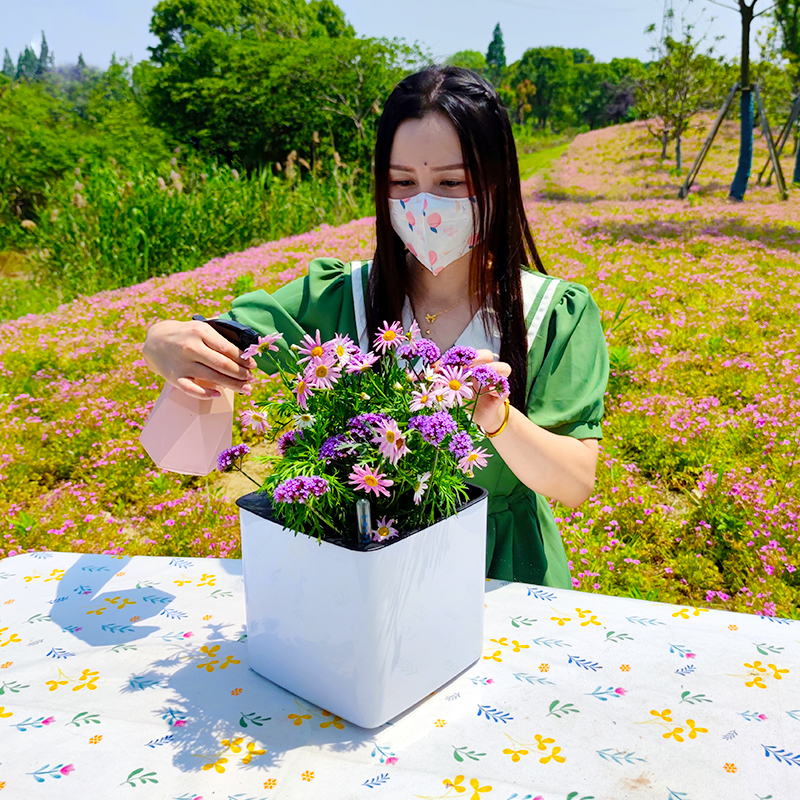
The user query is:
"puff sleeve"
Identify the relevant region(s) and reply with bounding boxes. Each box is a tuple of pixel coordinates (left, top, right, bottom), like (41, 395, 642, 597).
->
(525, 282, 609, 439)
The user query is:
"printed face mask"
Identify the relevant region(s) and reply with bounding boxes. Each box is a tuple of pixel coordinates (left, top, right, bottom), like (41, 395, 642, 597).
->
(388, 193, 478, 275)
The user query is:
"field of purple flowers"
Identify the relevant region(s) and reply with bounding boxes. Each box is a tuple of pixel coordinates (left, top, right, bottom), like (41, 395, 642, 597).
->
(2, 120, 798, 617)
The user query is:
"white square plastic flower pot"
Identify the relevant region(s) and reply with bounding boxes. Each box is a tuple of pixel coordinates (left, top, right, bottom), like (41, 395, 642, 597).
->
(237, 485, 488, 729)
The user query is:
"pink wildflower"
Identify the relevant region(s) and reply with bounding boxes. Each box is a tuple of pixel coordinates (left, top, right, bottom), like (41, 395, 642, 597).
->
(385, 756, 398, 765)
(294, 373, 312, 408)
(241, 332, 282, 359)
(410, 389, 434, 411)
(345, 350, 380, 373)
(240, 406, 269, 434)
(348, 464, 394, 498)
(304, 353, 341, 390)
(374, 321, 403, 353)
(614, 687, 627, 695)
(458, 446, 491, 474)
(433, 364, 474, 407)
(413, 471, 431, 505)
(372, 516, 398, 542)
(60, 765, 75, 776)
(330, 334, 357, 363)
(296, 330, 329, 364)
(372, 418, 410, 465)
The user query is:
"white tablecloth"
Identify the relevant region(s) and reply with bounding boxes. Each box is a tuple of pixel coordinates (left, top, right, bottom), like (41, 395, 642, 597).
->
(0, 551, 798, 798)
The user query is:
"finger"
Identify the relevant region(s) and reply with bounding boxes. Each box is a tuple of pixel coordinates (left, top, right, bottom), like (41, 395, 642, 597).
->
(174, 376, 221, 400)
(491, 361, 511, 378)
(189, 361, 255, 393)
(196, 324, 256, 378)
(471, 349, 494, 366)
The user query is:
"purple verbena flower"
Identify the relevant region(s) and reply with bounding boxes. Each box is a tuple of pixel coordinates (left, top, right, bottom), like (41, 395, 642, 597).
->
(414, 339, 441, 366)
(448, 431, 474, 459)
(440, 345, 477, 368)
(272, 475, 330, 504)
(319, 433, 353, 463)
(348, 412, 388, 440)
(471, 364, 511, 396)
(276, 429, 303, 456)
(408, 411, 457, 445)
(217, 443, 250, 472)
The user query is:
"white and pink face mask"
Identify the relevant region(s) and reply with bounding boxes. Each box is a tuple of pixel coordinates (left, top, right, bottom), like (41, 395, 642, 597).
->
(388, 193, 479, 275)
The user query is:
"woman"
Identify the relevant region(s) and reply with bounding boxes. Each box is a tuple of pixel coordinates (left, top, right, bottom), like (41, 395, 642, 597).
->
(143, 66, 609, 588)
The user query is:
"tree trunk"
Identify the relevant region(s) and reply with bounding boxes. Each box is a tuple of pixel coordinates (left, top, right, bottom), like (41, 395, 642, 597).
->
(676, 132, 682, 173)
(794, 143, 800, 184)
(730, 2, 755, 200)
(661, 128, 669, 159)
(730, 89, 754, 200)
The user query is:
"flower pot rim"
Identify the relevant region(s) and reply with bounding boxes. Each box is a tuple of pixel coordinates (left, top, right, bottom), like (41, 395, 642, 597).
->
(236, 482, 488, 552)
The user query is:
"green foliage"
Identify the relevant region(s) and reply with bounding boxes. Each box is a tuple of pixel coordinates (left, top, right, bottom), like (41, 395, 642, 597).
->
(447, 50, 487, 73)
(486, 23, 506, 84)
(512, 47, 579, 130)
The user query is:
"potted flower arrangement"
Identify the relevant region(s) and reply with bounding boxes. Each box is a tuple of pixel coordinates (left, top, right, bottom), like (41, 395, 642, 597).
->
(227, 321, 508, 728)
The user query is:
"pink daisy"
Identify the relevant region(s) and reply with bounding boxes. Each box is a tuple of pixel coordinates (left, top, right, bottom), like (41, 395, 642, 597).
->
(371, 418, 410, 465)
(294, 373, 312, 409)
(297, 330, 329, 364)
(372, 516, 398, 542)
(433, 365, 474, 407)
(240, 406, 269, 434)
(241, 332, 282, 359)
(348, 464, 394, 498)
(410, 388, 434, 411)
(458, 446, 491, 474)
(330, 334, 357, 364)
(304, 353, 341, 390)
(345, 350, 380, 373)
(374, 321, 404, 353)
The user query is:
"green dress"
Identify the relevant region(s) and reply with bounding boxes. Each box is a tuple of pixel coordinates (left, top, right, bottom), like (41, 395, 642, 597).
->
(221, 258, 609, 589)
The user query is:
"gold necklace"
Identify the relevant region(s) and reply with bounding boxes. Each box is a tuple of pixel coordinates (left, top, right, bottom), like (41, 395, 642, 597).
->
(417, 295, 468, 336)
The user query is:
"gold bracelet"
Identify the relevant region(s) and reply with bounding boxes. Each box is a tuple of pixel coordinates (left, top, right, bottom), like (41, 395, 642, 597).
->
(485, 398, 511, 439)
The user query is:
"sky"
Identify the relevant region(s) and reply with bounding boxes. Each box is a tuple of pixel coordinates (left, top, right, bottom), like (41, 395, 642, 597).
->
(0, 0, 771, 70)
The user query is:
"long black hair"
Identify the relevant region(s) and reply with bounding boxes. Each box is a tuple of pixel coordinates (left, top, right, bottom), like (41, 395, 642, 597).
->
(368, 65, 546, 409)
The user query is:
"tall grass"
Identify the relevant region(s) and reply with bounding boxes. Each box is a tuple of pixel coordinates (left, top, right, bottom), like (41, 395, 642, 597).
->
(11, 154, 373, 308)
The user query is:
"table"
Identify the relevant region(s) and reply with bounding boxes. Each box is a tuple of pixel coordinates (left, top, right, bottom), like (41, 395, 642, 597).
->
(0, 552, 798, 799)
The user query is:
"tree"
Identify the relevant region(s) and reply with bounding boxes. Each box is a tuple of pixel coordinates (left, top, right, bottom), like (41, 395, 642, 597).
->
(36, 31, 54, 77)
(2, 49, 14, 78)
(639, 7, 720, 168)
(772, 0, 800, 182)
(512, 46, 577, 130)
(446, 50, 487, 73)
(15, 46, 39, 81)
(485, 23, 506, 84)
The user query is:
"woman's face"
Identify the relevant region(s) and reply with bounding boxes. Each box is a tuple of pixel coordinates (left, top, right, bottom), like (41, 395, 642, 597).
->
(388, 112, 471, 200)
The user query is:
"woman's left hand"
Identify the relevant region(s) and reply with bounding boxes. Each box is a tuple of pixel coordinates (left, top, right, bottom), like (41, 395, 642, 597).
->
(469, 349, 511, 433)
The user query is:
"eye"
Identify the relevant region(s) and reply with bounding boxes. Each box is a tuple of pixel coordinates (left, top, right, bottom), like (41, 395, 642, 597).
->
(440, 180, 463, 188)
(391, 180, 414, 187)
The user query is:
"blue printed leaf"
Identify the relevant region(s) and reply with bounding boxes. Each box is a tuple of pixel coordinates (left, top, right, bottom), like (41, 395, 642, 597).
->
(597, 748, 646, 765)
(762, 745, 800, 766)
(722, 730, 738, 740)
(527, 587, 556, 601)
(568, 654, 602, 671)
(739, 710, 767, 722)
(626, 616, 665, 626)
(514, 673, 555, 686)
(531, 637, 571, 648)
(675, 664, 696, 676)
(476, 704, 513, 723)
(101, 624, 135, 634)
(145, 734, 175, 748)
(169, 558, 193, 569)
(73, 585, 93, 594)
(587, 686, 621, 701)
(129, 676, 161, 691)
(141, 595, 171, 604)
(81, 565, 109, 572)
(787, 710, 800, 722)
(363, 773, 390, 788)
(159, 608, 187, 620)
(46, 647, 75, 659)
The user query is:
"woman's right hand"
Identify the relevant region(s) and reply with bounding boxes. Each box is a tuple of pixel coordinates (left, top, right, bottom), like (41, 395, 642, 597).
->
(142, 320, 257, 400)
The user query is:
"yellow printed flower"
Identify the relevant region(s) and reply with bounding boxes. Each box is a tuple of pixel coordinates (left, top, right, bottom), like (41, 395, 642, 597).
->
(539, 663, 549, 673)
(767, 663, 789, 680)
(745, 675, 766, 689)
(663, 727, 685, 742)
(221, 737, 243, 753)
(503, 747, 529, 762)
(443, 775, 466, 793)
(728, 624, 737, 631)
(73, 669, 99, 691)
(724, 763, 737, 773)
(203, 614, 213, 621)
(231, 688, 243, 696)
(320, 711, 345, 729)
(650, 709, 672, 722)
(202, 757, 228, 773)
(483, 650, 502, 662)
(580, 615, 600, 627)
(90, 735, 102, 744)
(575, 608, 591, 618)
(620, 664, 630, 672)
(115, 572, 125, 577)
(198, 573, 217, 587)
(45, 678, 69, 692)
(0, 632, 20, 647)
(534, 734, 554, 751)
(264, 778, 277, 789)
(129, 616, 140, 623)
(469, 777, 492, 798)
(510, 640, 529, 652)
(672, 608, 690, 619)
(117, 598, 135, 609)
(551, 616, 571, 626)
(174, 578, 192, 586)
(288, 713, 312, 726)
(103, 596, 121, 605)
(490, 637, 509, 647)
(23, 575, 40, 582)
(45, 569, 65, 582)
(219, 655, 241, 669)
(86, 607, 106, 616)
(0, 707, 12, 718)
(539, 746, 565, 764)
(435, 719, 446, 728)
(686, 719, 708, 739)
(744, 660, 766, 673)
(242, 742, 266, 764)
(301, 770, 314, 781)
(1, 662, 11, 669)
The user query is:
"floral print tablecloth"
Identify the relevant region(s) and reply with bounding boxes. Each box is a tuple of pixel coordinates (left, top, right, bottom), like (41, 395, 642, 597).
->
(0, 551, 798, 799)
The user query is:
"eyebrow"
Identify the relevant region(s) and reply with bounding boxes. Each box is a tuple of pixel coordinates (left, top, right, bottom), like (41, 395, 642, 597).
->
(389, 164, 465, 172)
